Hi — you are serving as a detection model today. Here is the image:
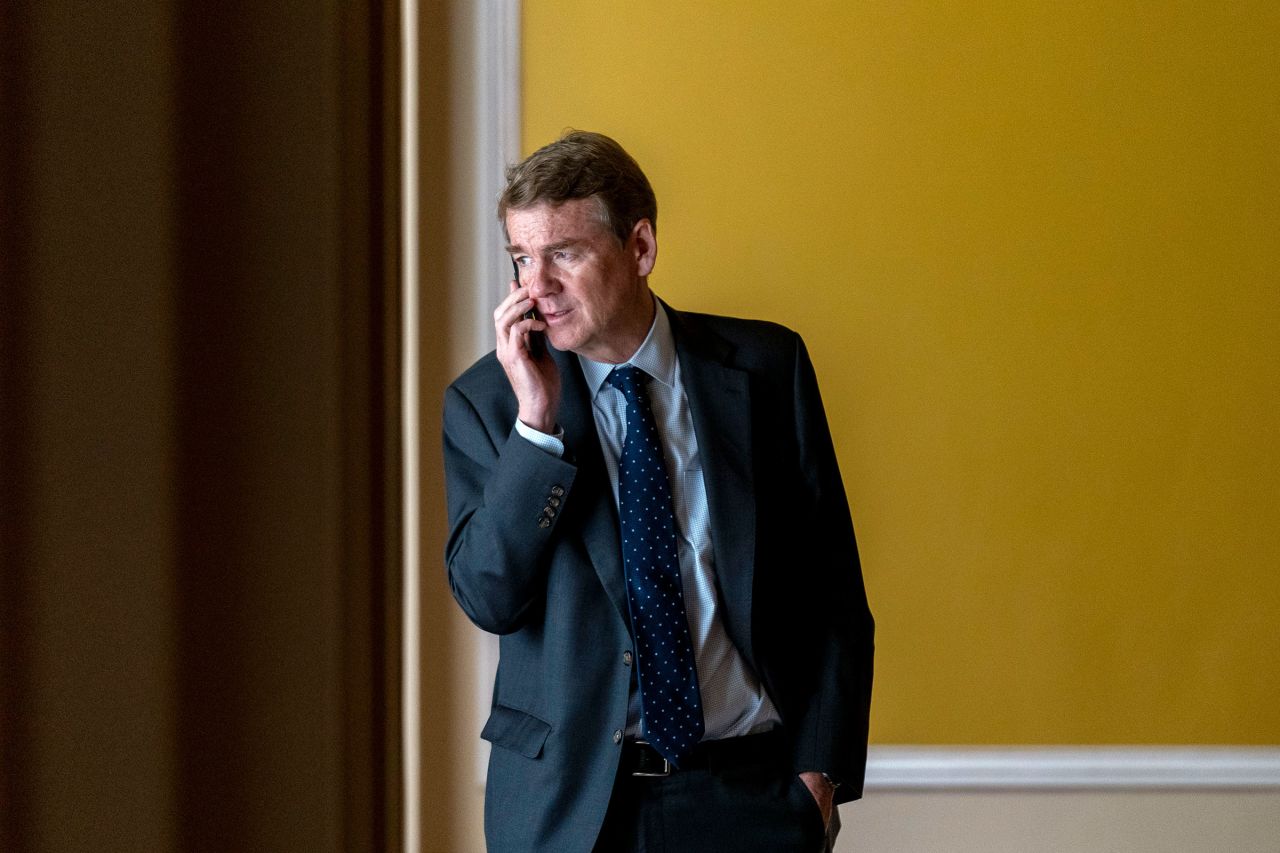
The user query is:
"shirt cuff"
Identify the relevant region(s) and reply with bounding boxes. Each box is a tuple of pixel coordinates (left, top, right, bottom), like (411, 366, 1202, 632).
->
(514, 419, 565, 458)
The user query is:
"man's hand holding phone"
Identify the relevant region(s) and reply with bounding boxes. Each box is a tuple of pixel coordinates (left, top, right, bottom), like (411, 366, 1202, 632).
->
(494, 263, 559, 434)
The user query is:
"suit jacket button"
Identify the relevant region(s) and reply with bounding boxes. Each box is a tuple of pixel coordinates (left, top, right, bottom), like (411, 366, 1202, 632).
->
(537, 517, 551, 529)
(550, 485, 565, 497)
(622, 651, 633, 666)
(542, 506, 556, 518)
(613, 730, 623, 745)
(548, 496, 561, 508)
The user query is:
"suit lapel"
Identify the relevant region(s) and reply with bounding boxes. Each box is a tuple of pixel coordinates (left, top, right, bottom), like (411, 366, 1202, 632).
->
(667, 308, 757, 657)
(554, 347, 630, 627)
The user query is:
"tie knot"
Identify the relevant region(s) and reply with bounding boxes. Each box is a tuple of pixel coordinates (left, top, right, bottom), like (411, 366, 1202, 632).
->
(606, 365, 648, 401)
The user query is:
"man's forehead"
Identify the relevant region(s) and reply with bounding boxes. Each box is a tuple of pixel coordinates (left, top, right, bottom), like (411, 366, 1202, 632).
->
(504, 198, 610, 246)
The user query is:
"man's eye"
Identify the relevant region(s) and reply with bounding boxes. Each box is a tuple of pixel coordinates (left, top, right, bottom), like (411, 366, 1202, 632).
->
(553, 251, 574, 262)
(514, 256, 532, 267)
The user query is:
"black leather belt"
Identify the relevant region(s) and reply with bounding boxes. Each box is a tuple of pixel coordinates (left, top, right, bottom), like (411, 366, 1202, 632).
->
(621, 729, 787, 778)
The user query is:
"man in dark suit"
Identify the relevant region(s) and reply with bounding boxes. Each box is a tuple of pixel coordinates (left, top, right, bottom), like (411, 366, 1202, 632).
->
(443, 131, 873, 852)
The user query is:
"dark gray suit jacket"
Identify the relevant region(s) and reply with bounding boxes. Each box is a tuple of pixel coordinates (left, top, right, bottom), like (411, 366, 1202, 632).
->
(443, 303, 874, 853)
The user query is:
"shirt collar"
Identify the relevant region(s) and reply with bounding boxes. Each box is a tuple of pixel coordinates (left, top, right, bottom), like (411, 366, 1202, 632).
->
(577, 297, 678, 399)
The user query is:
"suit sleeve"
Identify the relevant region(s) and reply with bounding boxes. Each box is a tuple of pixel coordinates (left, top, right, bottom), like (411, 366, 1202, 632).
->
(788, 334, 875, 803)
(442, 383, 579, 635)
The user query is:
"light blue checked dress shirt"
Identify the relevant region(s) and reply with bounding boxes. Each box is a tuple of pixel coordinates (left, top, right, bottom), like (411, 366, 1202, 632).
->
(516, 299, 781, 741)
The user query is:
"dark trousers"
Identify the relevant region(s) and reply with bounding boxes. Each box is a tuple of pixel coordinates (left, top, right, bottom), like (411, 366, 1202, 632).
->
(592, 736, 841, 853)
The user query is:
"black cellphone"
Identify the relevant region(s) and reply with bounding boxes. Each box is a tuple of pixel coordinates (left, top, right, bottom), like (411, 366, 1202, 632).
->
(513, 256, 546, 358)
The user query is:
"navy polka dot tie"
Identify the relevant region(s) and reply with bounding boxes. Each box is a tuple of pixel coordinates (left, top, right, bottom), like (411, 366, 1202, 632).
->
(607, 366, 704, 767)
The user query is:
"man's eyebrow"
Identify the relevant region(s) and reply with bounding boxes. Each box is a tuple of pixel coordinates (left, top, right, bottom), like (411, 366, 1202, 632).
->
(505, 238, 585, 255)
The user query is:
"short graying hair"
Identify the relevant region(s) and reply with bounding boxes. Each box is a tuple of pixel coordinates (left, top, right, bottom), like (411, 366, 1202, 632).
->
(498, 130, 657, 243)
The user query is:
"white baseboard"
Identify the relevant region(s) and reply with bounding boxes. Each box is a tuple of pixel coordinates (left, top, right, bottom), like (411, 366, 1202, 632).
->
(865, 746, 1280, 789)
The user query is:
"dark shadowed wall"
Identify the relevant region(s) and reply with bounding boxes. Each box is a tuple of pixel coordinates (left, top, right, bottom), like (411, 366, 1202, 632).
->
(0, 1, 411, 850)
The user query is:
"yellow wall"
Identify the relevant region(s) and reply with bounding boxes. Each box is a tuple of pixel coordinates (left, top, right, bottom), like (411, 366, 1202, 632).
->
(524, 1, 1280, 744)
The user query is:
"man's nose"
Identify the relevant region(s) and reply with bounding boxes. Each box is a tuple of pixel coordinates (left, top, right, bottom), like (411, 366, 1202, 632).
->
(526, 262, 558, 298)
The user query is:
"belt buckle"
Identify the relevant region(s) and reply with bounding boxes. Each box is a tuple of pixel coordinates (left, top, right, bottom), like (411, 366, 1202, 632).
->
(631, 740, 671, 777)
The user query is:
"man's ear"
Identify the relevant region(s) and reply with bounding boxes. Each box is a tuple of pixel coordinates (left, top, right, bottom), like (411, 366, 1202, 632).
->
(630, 218, 657, 277)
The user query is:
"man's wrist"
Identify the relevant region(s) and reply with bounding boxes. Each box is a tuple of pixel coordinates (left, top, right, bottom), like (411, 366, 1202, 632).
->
(517, 407, 556, 434)
(800, 770, 839, 793)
